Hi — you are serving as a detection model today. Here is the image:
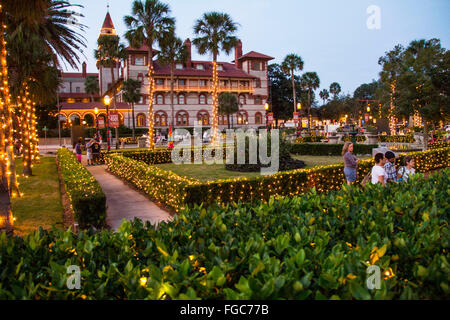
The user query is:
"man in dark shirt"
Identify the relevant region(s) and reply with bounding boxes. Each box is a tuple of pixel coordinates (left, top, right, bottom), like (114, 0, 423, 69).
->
(91, 139, 101, 165)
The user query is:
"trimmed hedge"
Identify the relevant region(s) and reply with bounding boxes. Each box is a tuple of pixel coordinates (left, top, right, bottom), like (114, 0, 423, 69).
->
(290, 144, 378, 156)
(57, 148, 106, 229)
(105, 147, 449, 211)
(296, 136, 326, 143)
(0, 169, 448, 299)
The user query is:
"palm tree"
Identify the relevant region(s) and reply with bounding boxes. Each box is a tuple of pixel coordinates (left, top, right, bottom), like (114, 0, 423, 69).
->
(124, 0, 175, 150)
(4, 0, 87, 69)
(330, 82, 342, 99)
(84, 75, 99, 102)
(319, 89, 329, 105)
(122, 78, 142, 140)
(301, 72, 320, 130)
(158, 28, 187, 128)
(281, 54, 304, 113)
(193, 12, 239, 143)
(94, 35, 127, 149)
(218, 92, 240, 129)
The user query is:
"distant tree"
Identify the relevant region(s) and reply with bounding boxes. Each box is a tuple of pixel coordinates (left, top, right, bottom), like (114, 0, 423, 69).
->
(301, 72, 320, 130)
(158, 27, 187, 128)
(329, 82, 341, 99)
(281, 54, 304, 114)
(353, 80, 380, 100)
(319, 89, 329, 105)
(218, 92, 240, 129)
(84, 75, 99, 102)
(122, 78, 142, 140)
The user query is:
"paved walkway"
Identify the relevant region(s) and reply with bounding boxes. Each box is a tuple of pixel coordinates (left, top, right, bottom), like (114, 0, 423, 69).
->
(86, 164, 173, 231)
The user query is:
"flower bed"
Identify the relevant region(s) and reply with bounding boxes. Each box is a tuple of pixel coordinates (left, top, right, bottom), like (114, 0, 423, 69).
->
(57, 148, 106, 229)
(0, 169, 448, 299)
(105, 147, 449, 211)
(379, 135, 415, 143)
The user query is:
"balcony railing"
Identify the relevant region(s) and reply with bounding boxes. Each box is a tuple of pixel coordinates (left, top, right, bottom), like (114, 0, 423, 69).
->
(154, 84, 254, 93)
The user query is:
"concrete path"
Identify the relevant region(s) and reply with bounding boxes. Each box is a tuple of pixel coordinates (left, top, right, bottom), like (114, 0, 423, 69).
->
(86, 164, 173, 231)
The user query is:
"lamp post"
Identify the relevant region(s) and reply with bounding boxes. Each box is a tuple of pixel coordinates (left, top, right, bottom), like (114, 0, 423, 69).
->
(297, 103, 302, 134)
(264, 103, 270, 129)
(94, 107, 99, 140)
(104, 95, 111, 152)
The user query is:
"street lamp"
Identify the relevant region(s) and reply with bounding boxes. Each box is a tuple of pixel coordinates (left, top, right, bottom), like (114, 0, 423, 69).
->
(94, 107, 99, 140)
(104, 95, 111, 152)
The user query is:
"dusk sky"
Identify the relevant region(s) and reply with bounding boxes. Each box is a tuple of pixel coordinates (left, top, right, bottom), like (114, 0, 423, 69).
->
(68, 0, 450, 95)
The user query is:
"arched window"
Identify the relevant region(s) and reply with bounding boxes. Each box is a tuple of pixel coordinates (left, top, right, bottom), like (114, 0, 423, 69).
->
(178, 94, 186, 105)
(199, 94, 207, 105)
(176, 111, 189, 126)
(237, 111, 248, 125)
(239, 95, 246, 105)
(136, 113, 146, 127)
(155, 111, 168, 126)
(255, 112, 263, 125)
(219, 115, 228, 125)
(197, 110, 210, 125)
(156, 94, 164, 105)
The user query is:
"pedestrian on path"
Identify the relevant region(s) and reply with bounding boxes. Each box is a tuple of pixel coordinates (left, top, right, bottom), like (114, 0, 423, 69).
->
(91, 138, 101, 165)
(74, 138, 83, 163)
(342, 142, 359, 185)
(397, 156, 416, 183)
(371, 153, 386, 187)
(86, 139, 94, 166)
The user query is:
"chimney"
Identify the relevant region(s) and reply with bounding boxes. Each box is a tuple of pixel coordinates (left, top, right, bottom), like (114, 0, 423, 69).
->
(82, 62, 87, 78)
(184, 38, 192, 68)
(235, 40, 243, 69)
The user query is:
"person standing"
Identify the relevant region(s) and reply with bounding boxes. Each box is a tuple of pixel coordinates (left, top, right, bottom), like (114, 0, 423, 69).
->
(74, 138, 83, 163)
(384, 151, 397, 183)
(397, 156, 416, 183)
(371, 153, 386, 187)
(342, 142, 359, 185)
(86, 139, 93, 166)
(91, 139, 101, 165)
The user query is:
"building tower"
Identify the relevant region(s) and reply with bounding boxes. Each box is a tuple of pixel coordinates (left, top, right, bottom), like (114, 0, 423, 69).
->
(97, 8, 121, 96)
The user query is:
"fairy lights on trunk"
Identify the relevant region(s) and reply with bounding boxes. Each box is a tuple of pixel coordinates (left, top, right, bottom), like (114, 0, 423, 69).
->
(148, 62, 155, 150)
(389, 81, 397, 135)
(211, 61, 219, 144)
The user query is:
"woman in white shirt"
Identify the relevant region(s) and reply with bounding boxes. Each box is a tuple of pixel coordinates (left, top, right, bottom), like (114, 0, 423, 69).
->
(371, 153, 386, 187)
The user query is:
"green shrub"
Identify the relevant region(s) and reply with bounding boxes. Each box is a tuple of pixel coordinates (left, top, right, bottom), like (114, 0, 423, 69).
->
(0, 169, 448, 299)
(296, 136, 327, 143)
(379, 135, 415, 143)
(290, 144, 378, 156)
(57, 148, 106, 229)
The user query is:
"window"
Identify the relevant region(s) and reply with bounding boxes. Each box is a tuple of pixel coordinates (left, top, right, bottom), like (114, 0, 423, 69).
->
(237, 111, 248, 125)
(199, 94, 207, 105)
(251, 61, 261, 71)
(254, 96, 262, 105)
(255, 79, 261, 88)
(239, 95, 246, 105)
(197, 111, 209, 125)
(217, 64, 223, 71)
(137, 73, 144, 84)
(135, 55, 145, 66)
(178, 94, 186, 105)
(255, 112, 263, 125)
(155, 111, 168, 126)
(199, 80, 207, 87)
(176, 111, 189, 126)
(195, 64, 204, 70)
(76, 87, 81, 93)
(178, 79, 186, 87)
(156, 94, 164, 105)
(155, 79, 164, 85)
(176, 63, 183, 70)
(137, 114, 146, 127)
(219, 115, 228, 125)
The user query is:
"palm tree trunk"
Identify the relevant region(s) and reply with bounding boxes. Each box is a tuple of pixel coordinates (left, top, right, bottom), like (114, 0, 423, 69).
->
(147, 39, 155, 150)
(131, 102, 136, 141)
(227, 114, 230, 130)
(110, 67, 120, 149)
(211, 53, 219, 144)
(308, 88, 311, 131)
(170, 63, 175, 128)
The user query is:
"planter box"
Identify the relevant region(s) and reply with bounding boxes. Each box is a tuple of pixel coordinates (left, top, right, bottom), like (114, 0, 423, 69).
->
(328, 136, 339, 144)
(365, 134, 379, 145)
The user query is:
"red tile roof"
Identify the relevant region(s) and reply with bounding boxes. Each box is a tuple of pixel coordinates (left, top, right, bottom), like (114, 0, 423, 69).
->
(236, 51, 274, 61)
(62, 72, 98, 78)
(102, 12, 115, 30)
(154, 61, 256, 79)
(59, 93, 99, 99)
(59, 102, 130, 110)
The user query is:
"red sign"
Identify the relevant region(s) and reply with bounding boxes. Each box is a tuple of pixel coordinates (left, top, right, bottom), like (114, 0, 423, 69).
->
(293, 112, 299, 123)
(98, 118, 105, 129)
(109, 111, 120, 128)
(267, 113, 274, 125)
(365, 113, 370, 122)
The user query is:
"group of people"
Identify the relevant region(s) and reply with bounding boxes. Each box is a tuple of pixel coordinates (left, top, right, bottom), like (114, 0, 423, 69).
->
(342, 142, 416, 187)
(73, 136, 102, 166)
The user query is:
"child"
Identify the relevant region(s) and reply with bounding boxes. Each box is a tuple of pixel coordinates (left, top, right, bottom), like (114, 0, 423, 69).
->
(371, 153, 386, 187)
(397, 156, 416, 183)
(86, 139, 93, 166)
(74, 138, 83, 163)
(383, 151, 397, 183)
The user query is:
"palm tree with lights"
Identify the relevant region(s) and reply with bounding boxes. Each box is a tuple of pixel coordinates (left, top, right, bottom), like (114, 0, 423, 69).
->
(193, 12, 239, 144)
(124, 0, 175, 150)
(281, 54, 304, 113)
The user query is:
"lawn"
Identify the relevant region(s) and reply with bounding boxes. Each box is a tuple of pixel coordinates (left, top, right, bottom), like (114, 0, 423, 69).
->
(11, 157, 64, 236)
(155, 155, 366, 181)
